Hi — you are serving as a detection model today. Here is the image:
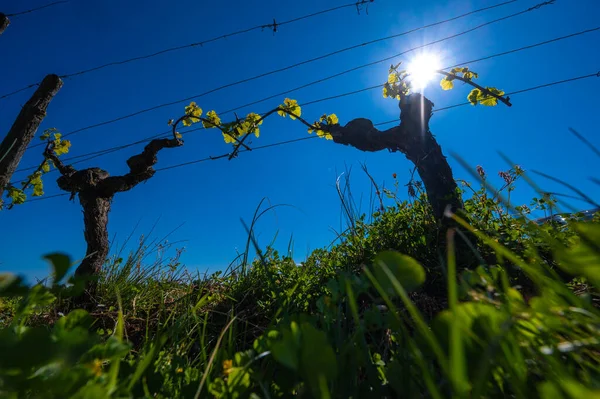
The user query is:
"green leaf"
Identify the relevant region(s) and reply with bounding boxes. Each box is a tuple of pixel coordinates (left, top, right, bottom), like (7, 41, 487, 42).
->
(440, 78, 454, 91)
(271, 326, 300, 371)
(40, 130, 52, 141)
(372, 251, 426, 294)
(539, 379, 600, 399)
(468, 88, 481, 105)
(463, 70, 478, 80)
(81, 337, 131, 363)
(554, 223, 600, 289)
(208, 378, 227, 397)
(26, 284, 57, 309)
(71, 383, 109, 399)
(479, 95, 498, 106)
(54, 309, 93, 332)
(43, 253, 72, 285)
(478, 87, 504, 106)
(0, 273, 29, 297)
(227, 366, 252, 394)
(433, 302, 506, 353)
(32, 182, 44, 197)
(7, 187, 26, 205)
(299, 322, 337, 398)
(0, 326, 56, 369)
(270, 321, 337, 397)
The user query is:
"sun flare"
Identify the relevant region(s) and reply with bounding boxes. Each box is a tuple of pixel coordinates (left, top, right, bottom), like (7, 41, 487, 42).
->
(406, 52, 442, 89)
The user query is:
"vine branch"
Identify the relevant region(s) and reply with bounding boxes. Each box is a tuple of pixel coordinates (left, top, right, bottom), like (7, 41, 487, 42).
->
(436, 70, 512, 107)
(228, 108, 319, 160)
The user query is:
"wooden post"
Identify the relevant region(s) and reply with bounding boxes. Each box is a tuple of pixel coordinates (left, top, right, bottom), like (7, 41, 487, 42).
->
(0, 74, 63, 203)
(0, 13, 9, 35)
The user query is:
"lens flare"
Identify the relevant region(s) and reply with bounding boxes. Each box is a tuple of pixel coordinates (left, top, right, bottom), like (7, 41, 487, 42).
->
(407, 52, 441, 89)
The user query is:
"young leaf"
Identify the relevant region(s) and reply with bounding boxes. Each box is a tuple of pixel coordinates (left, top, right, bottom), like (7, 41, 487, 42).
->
(479, 95, 498, 106)
(202, 110, 221, 128)
(43, 253, 72, 285)
(372, 250, 426, 294)
(479, 87, 504, 106)
(468, 89, 481, 105)
(7, 187, 26, 205)
(440, 78, 454, 91)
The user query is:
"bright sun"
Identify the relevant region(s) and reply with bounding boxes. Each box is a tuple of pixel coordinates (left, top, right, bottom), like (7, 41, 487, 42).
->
(406, 52, 442, 89)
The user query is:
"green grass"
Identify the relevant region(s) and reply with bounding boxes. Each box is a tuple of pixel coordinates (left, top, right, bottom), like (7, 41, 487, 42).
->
(1, 166, 600, 398)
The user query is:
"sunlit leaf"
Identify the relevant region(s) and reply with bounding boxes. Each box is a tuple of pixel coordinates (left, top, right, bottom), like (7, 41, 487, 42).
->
(184, 102, 202, 118)
(468, 89, 481, 105)
(40, 130, 52, 141)
(7, 187, 26, 205)
(440, 78, 454, 91)
(479, 87, 504, 106)
(479, 95, 498, 106)
(202, 110, 221, 128)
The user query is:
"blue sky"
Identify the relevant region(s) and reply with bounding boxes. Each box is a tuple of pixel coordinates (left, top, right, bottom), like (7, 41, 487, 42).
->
(1, 0, 599, 282)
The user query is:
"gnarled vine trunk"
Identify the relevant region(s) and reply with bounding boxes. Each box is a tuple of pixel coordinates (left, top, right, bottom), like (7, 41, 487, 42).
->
(330, 93, 462, 221)
(329, 93, 481, 278)
(78, 193, 112, 277)
(46, 137, 183, 297)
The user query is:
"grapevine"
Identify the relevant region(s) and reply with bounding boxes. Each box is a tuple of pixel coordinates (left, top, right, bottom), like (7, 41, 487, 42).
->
(168, 98, 339, 157)
(4, 128, 71, 209)
(383, 62, 511, 107)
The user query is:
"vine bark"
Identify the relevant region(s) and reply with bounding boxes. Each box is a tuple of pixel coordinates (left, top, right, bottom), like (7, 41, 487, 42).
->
(45, 137, 183, 293)
(329, 93, 481, 276)
(329, 93, 462, 221)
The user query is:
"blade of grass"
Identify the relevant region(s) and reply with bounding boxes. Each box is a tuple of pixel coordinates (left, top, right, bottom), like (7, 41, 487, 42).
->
(241, 198, 295, 275)
(531, 169, 599, 210)
(127, 333, 168, 390)
(195, 316, 237, 399)
(363, 265, 449, 377)
(471, 301, 516, 398)
(407, 338, 444, 399)
(345, 278, 383, 392)
(447, 229, 468, 397)
(107, 290, 124, 394)
(362, 266, 442, 399)
(569, 128, 600, 158)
